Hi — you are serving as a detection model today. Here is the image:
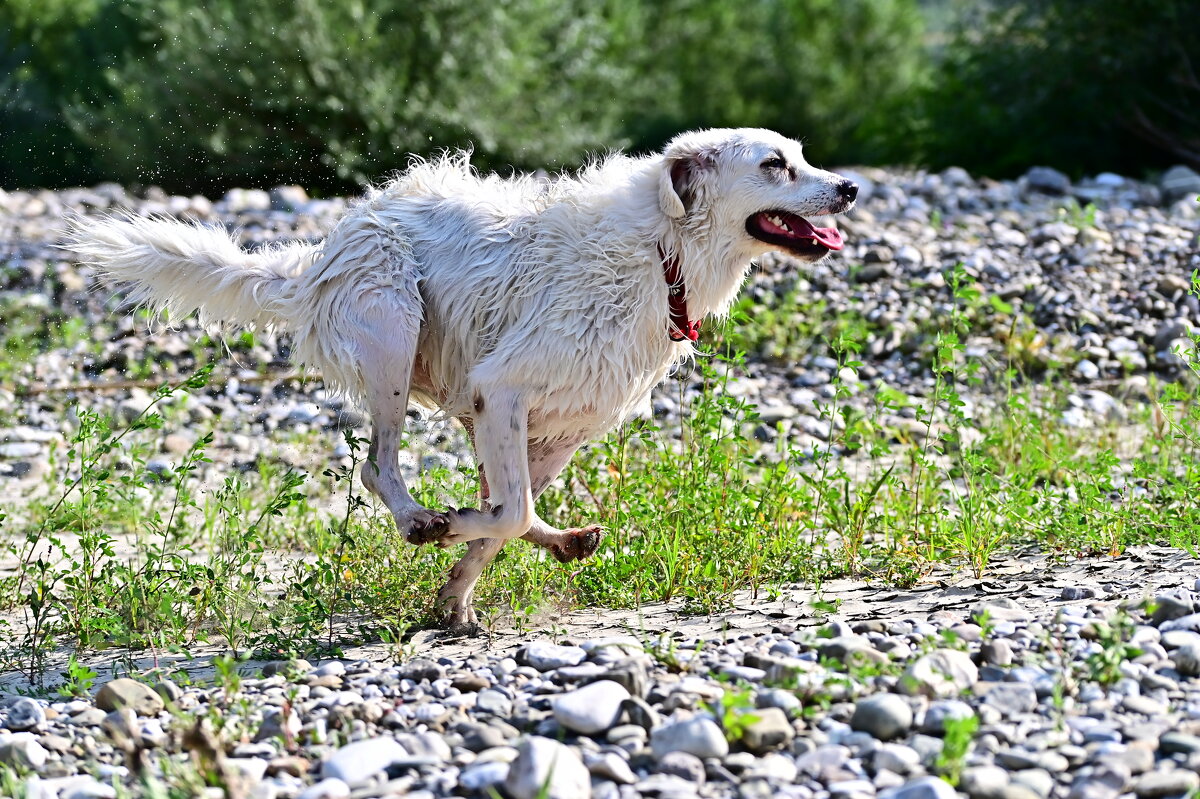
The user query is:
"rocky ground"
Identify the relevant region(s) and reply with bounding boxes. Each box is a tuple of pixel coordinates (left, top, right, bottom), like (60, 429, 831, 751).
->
(1, 549, 1199, 799)
(1, 163, 1200, 797)
(1, 162, 1199, 488)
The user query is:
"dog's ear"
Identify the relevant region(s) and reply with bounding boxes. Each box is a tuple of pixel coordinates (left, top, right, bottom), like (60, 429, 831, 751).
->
(659, 145, 718, 219)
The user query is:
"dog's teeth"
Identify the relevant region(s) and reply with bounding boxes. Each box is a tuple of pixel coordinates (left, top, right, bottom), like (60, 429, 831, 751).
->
(770, 215, 784, 227)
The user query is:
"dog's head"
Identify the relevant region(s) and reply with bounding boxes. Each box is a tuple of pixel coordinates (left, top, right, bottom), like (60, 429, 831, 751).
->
(658, 128, 856, 262)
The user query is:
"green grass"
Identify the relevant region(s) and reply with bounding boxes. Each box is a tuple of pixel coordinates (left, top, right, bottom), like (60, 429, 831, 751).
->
(3, 264, 1200, 687)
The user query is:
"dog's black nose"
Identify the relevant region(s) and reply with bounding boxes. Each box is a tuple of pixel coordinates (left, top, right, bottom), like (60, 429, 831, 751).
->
(837, 180, 858, 203)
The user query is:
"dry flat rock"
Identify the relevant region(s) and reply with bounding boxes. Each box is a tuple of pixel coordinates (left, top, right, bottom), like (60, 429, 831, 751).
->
(520, 642, 587, 671)
(850, 693, 913, 740)
(93, 679, 164, 716)
(740, 706, 795, 753)
(650, 717, 729, 759)
(900, 649, 978, 697)
(551, 679, 630, 734)
(320, 737, 408, 784)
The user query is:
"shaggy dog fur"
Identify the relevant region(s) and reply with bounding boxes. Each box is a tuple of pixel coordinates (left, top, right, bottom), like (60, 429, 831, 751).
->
(68, 128, 856, 627)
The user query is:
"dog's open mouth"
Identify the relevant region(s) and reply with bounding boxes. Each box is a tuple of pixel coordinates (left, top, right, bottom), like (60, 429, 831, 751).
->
(746, 211, 844, 257)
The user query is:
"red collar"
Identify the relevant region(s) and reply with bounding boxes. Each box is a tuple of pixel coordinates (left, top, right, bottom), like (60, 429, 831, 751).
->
(658, 245, 700, 342)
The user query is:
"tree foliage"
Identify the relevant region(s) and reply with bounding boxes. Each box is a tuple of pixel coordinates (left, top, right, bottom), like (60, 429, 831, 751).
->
(9, 0, 1189, 190)
(1, 0, 929, 191)
(917, 0, 1200, 177)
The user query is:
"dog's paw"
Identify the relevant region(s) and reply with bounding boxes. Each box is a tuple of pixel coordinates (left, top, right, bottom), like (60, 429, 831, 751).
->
(433, 594, 479, 631)
(404, 510, 451, 545)
(550, 525, 604, 563)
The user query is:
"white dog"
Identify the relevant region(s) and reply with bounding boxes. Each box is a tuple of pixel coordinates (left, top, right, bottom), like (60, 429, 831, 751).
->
(69, 128, 856, 627)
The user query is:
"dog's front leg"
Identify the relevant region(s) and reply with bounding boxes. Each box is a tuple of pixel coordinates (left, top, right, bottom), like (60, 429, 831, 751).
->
(439, 386, 535, 544)
(435, 433, 598, 628)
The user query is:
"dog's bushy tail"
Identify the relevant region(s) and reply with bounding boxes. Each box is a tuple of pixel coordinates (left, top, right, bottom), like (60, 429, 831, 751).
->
(66, 214, 318, 330)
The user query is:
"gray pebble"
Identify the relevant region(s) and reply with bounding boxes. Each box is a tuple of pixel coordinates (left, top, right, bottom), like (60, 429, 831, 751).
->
(1132, 770, 1200, 798)
(982, 683, 1038, 715)
(551, 679, 629, 734)
(476, 688, 514, 717)
(901, 650, 978, 698)
(520, 642, 587, 671)
(650, 717, 729, 759)
(879, 776, 959, 799)
(658, 750, 706, 784)
(5, 698, 46, 731)
(322, 737, 408, 784)
(850, 694, 914, 740)
(961, 765, 1011, 799)
(504, 736, 590, 799)
(1171, 642, 1200, 676)
(740, 706, 796, 753)
(0, 735, 48, 769)
(921, 700, 975, 734)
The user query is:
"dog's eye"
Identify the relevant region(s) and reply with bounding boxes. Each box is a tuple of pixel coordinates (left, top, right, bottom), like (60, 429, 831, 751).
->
(760, 157, 788, 171)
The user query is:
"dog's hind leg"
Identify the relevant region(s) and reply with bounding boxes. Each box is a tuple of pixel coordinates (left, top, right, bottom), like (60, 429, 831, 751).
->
(521, 437, 603, 563)
(354, 310, 451, 545)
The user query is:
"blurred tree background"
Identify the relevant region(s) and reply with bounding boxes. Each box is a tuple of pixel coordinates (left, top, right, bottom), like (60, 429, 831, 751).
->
(1, 0, 1196, 193)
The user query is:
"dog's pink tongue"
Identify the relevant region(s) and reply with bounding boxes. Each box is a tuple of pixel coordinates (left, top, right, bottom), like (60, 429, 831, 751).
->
(793, 217, 844, 250)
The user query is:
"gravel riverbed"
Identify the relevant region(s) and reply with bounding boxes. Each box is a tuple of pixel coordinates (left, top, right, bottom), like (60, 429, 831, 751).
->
(1, 163, 1200, 797)
(4, 571, 1200, 799)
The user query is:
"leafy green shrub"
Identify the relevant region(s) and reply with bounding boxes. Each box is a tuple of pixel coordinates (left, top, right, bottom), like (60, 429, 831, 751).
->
(613, 0, 929, 166)
(2, 0, 928, 191)
(916, 0, 1200, 177)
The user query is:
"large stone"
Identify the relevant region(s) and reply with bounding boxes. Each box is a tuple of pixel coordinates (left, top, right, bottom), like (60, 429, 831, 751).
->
(1132, 770, 1199, 798)
(1161, 165, 1200, 203)
(59, 778, 119, 799)
(5, 697, 47, 731)
(880, 776, 960, 799)
(900, 650, 978, 698)
(1160, 613, 1200, 633)
(459, 761, 510, 793)
(321, 737, 408, 785)
(476, 688, 514, 717)
(551, 680, 630, 735)
(503, 736, 590, 799)
(398, 658, 445, 683)
(593, 658, 648, 698)
(961, 766, 1011, 799)
(874, 743, 921, 775)
(94, 678, 165, 716)
(650, 717, 729, 759)
(851, 694, 913, 740)
(585, 750, 636, 784)
(519, 642, 587, 671)
(971, 598, 1033, 624)
(739, 706, 795, 753)
(0, 734, 48, 770)
(921, 700, 975, 733)
(1171, 642, 1200, 676)
(818, 636, 890, 666)
(981, 683, 1038, 715)
(657, 751, 705, 784)
(1151, 592, 1195, 625)
(1160, 732, 1200, 755)
(297, 778, 351, 799)
(1024, 167, 1071, 195)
